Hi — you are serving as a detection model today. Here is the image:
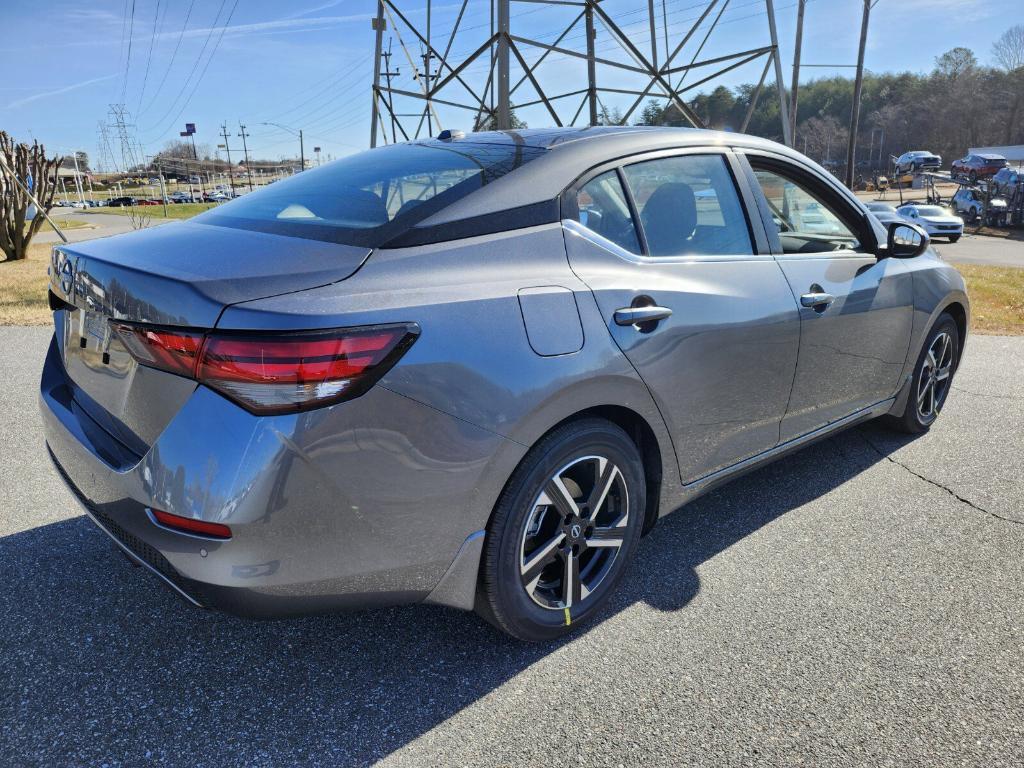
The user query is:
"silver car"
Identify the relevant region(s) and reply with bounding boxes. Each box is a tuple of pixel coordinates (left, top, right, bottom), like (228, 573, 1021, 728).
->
(41, 127, 969, 641)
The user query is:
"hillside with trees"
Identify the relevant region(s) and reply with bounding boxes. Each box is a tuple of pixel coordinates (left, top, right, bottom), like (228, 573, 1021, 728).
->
(635, 26, 1024, 173)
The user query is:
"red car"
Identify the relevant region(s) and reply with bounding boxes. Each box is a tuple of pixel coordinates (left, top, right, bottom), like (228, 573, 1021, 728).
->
(951, 153, 1007, 183)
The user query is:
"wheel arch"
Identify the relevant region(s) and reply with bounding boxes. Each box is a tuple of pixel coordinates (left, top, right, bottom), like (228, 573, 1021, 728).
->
(941, 300, 969, 364)
(539, 405, 666, 535)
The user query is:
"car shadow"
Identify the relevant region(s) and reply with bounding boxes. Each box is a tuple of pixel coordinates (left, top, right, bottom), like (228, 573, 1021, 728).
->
(1, 422, 917, 766)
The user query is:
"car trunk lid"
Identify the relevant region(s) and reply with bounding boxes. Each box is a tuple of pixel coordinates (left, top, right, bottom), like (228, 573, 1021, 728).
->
(49, 221, 371, 453)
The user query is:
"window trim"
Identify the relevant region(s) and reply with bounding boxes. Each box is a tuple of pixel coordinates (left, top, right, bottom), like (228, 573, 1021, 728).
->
(560, 147, 771, 264)
(737, 150, 880, 259)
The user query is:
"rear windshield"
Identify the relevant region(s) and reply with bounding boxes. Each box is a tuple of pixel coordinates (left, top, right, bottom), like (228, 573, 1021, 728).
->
(195, 140, 545, 246)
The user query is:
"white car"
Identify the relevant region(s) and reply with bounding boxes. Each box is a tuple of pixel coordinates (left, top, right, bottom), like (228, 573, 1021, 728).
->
(897, 204, 963, 242)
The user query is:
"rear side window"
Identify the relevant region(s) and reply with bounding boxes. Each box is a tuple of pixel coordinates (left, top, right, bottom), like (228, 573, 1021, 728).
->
(621, 154, 753, 257)
(575, 171, 641, 253)
(195, 141, 545, 246)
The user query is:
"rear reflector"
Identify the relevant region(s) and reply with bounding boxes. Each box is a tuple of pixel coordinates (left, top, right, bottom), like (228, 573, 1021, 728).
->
(150, 508, 232, 539)
(111, 322, 419, 414)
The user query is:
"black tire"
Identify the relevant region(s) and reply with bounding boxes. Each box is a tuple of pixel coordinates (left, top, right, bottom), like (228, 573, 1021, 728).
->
(969, 171, 977, 184)
(948, 235, 960, 243)
(885, 313, 959, 434)
(478, 418, 645, 642)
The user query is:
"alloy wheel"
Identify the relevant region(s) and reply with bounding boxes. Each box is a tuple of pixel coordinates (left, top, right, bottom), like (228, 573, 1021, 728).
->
(917, 331, 954, 424)
(519, 455, 628, 611)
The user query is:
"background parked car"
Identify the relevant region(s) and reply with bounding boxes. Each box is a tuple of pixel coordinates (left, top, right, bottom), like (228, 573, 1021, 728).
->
(952, 188, 985, 221)
(951, 153, 1007, 183)
(107, 196, 138, 207)
(894, 151, 942, 174)
(897, 203, 963, 241)
(865, 201, 903, 227)
(991, 167, 1021, 198)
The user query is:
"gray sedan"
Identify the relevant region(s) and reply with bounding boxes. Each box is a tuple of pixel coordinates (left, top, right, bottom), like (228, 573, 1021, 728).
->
(41, 127, 968, 641)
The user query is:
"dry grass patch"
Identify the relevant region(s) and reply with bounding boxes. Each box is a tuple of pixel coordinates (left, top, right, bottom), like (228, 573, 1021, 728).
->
(957, 263, 1024, 336)
(0, 243, 52, 325)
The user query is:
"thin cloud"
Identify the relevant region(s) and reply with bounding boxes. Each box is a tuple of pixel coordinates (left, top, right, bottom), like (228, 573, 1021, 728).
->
(7, 73, 119, 109)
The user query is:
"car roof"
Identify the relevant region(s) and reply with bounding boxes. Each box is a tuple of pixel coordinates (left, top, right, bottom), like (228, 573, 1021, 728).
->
(414, 126, 804, 226)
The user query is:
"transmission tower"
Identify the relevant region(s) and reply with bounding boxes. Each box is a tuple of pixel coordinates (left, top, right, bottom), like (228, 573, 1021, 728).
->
(369, 0, 793, 147)
(108, 104, 141, 171)
(96, 121, 119, 174)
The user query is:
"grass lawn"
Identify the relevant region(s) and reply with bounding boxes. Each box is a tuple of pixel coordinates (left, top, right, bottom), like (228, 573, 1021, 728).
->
(957, 264, 1024, 335)
(0, 243, 52, 325)
(3, 246, 1023, 333)
(85, 202, 217, 220)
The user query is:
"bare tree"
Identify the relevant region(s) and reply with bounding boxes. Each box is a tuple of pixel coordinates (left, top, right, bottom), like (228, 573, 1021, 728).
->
(0, 131, 61, 261)
(124, 205, 153, 231)
(992, 24, 1024, 71)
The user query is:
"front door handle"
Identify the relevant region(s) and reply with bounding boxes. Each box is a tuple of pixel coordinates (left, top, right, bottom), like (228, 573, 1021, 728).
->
(800, 292, 835, 310)
(613, 305, 673, 326)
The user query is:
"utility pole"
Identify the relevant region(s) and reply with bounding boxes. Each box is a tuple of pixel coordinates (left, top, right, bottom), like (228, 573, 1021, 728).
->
(382, 42, 400, 143)
(298, 129, 305, 171)
(370, 1, 386, 148)
(220, 123, 236, 193)
(156, 158, 168, 217)
(765, 0, 793, 147)
(496, 0, 510, 130)
(846, 0, 871, 188)
(585, 0, 598, 125)
(789, 0, 806, 144)
(237, 123, 254, 191)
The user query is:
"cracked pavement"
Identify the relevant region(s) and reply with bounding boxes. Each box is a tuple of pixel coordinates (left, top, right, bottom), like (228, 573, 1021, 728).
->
(1, 327, 1022, 767)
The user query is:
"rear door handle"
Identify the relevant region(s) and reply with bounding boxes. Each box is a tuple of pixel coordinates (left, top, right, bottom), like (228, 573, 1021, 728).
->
(613, 306, 673, 326)
(800, 292, 835, 310)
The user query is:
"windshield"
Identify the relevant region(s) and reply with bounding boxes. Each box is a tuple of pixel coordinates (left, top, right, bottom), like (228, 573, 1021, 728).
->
(195, 140, 546, 246)
(868, 204, 896, 213)
(914, 206, 949, 216)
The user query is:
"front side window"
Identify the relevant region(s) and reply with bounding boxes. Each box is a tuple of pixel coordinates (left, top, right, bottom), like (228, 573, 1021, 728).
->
(195, 141, 545, 246)
(621, 154, 752, 257)
(575, 171, 641, 253)
(751, 167, 860, 254)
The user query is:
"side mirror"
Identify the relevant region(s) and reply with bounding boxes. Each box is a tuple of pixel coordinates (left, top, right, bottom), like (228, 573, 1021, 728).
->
(885, 222, 929, 259)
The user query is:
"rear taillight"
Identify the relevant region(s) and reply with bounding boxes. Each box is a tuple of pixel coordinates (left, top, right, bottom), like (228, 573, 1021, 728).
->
(150, 508, 232, 539)
(112, 322, 419, 414)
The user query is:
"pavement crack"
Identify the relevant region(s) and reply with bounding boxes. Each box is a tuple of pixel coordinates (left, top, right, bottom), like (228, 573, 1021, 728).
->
(858, 431, 1023, 527)
(951, 386, 1020, 401)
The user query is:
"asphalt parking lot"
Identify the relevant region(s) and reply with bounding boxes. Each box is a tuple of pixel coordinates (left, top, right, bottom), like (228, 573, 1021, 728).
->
(2, 326, 1022, 767)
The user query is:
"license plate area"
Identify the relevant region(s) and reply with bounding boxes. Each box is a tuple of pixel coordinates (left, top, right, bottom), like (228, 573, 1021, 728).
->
(84, 310, 110, 344)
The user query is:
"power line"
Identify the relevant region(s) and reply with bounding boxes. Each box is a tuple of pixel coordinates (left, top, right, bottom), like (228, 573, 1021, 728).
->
(134, 0, 164, 117)
(146, 0, 241, 142)
(139, 0, 197, 118)
(140, 0, 230, 135)
(120, 0, 138, 103)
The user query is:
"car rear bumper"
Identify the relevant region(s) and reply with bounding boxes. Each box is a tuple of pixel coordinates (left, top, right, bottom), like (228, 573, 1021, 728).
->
(40, 333, 519, 617)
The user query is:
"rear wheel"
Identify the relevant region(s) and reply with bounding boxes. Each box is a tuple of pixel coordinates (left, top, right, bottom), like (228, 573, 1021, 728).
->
(478, 419, 645, 642)
(886, 314, 959, 434)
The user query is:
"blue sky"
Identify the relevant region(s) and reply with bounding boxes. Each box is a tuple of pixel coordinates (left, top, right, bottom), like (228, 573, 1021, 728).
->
(1, 0, 1017, 168)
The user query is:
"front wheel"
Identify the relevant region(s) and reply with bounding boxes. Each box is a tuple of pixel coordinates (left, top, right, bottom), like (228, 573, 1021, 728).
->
(886, 314, 959, 434)
(948, 235, 960, 243)
(478, 418, 645, 642)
